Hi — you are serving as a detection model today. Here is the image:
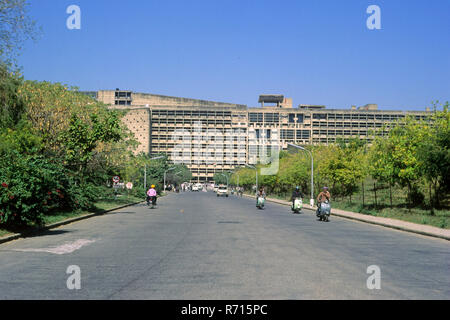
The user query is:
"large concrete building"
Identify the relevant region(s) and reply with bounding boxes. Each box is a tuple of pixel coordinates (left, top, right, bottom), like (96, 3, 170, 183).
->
(90, 89, 431, 182)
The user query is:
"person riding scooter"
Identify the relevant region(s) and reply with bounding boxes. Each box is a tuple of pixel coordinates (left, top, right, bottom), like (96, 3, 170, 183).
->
(256, 187, 266, 208)
(147, 184, 157, 206)
(291, 186, 304, 213)
(316, 186, 331, 216)
(256, 187, 266, 199)
(291, 186, 304, 205)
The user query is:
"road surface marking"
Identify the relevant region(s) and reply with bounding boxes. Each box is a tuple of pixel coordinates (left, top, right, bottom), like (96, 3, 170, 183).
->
(13, 239, 96, 255)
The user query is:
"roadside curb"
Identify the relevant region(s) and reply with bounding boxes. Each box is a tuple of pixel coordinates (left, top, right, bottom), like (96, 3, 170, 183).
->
(242, 194, 450, 241)
(0, 200, 145, 245)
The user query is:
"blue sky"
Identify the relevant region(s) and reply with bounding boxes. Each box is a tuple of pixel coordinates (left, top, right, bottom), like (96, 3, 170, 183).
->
(19, 0, 450, 111)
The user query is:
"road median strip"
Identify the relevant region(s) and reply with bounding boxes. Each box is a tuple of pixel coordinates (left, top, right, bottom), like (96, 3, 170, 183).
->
(0, 200, 145, 245)
(242, 193, 450, 241)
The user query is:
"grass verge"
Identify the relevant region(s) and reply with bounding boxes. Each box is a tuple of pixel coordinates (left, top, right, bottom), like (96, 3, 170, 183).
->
(244, 192, 450, 229)
(331, 200, 450, 229)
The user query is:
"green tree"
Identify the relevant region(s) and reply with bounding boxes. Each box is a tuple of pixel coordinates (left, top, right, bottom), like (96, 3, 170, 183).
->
(230, 167, 255, 190)
(417, 102, 450, 208)
(277, 152, 309, 194)
(18, 81, 128, 155)
(0, 63, 25, 128)
(321, 140, 365, 201)
(370, 117, 425, 206)
(61, 112, 123, 174)
(213, 172, 231, 185)
(0, 119, 42, 155)
(0, 0, 40, 67)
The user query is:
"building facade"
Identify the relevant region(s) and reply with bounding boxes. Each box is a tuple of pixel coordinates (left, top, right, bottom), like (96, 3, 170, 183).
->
(92, 89, 431, 182)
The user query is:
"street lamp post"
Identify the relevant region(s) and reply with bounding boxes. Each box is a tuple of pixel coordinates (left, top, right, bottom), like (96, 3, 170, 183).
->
(164, 167, 176, 192)
(220, 173, 229, 187)
(288, 143, 314, 206)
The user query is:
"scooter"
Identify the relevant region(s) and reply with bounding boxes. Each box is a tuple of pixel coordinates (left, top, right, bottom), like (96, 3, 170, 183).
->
(256, 196, 265, 210)
(147, 196, 157, 209)
(317, 200, 331, 221)
(291, 197, 303, 214)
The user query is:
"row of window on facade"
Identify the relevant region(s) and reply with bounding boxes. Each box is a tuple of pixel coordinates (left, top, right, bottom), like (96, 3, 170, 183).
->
(152, 144, 247, 150)
(311, 130, 385, 136)
(312, 122, 391, 128)
(115, 91, 132, 98)
(151, 110, 234, 117)
(311, 138, 375, 143)
(151, 119, 234, 125)
(248, 112, 428, 123)
(191, 167, 246, 174)
(151, 128, 248, 134)
(115, 100, 132, 105)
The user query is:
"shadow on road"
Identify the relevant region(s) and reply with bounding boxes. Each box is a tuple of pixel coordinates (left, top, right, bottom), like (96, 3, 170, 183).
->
(21, 229, 72, 239)
(107, 211, 137, 215)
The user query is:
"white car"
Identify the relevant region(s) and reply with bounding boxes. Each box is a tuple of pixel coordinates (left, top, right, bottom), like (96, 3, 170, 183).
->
(217, 185, 229, 197)
(192, 185, 199, 192)
(213, 186, 219, 193)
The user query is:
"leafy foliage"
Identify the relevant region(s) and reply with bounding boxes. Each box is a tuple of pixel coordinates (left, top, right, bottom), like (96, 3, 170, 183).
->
(0, 63, 25, 128)
(0, 151, 68, 226)
(61, 112, 122, 172)
(0, 0, 40, 67)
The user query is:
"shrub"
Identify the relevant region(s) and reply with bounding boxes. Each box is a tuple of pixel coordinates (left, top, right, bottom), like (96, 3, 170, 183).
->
(0, 151, 105, 227)
(0, 151, 67, 226)
(408, 187, 425, 206)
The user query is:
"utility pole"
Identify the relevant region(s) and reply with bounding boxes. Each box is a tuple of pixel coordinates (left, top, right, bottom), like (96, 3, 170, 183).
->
(288, 143, 314, 206)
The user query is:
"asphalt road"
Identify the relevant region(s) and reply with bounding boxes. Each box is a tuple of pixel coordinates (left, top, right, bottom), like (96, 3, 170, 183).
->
(0, 191, 449, 299)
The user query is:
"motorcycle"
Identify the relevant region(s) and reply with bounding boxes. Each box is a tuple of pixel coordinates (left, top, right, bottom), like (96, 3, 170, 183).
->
(291, 197, 303, 214)
(147, 195, 157, 209)
(317, 200, 331, 221)
(256, 196, 265, 209)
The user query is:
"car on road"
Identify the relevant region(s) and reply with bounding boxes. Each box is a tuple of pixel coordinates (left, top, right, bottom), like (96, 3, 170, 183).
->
(192, 185, 199, 192)
(217, 185, 229, 197)
(213, 185, 219, 193)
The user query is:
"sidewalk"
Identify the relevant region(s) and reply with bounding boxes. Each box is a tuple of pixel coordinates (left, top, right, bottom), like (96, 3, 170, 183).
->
(243, 194, 450, 241)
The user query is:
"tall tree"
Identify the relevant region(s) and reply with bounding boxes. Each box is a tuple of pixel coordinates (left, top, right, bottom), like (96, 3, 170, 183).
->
(417, 102, 450, 208)
(0, 0, 40, 67)
(0, 63, 24, 128)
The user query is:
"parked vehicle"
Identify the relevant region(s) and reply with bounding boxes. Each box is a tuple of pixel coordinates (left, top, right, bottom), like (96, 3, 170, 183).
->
(317, 200, 331, 221)
(292, 197, 303, 214)
(192, 185, 199, 192)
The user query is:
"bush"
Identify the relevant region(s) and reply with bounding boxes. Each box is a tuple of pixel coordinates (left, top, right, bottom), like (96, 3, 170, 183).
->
(61, 177, 101, 212)
(408, 187, 425, 206)
(0, 151, 106, 227)
(0, 151, 68, 226)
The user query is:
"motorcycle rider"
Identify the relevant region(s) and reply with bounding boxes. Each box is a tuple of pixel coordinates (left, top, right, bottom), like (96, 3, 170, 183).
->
(291, 186, 304, 208)
(147, 184, 157, 206)
(316, 186, 331, 215)
(256, 186, 266, 205)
